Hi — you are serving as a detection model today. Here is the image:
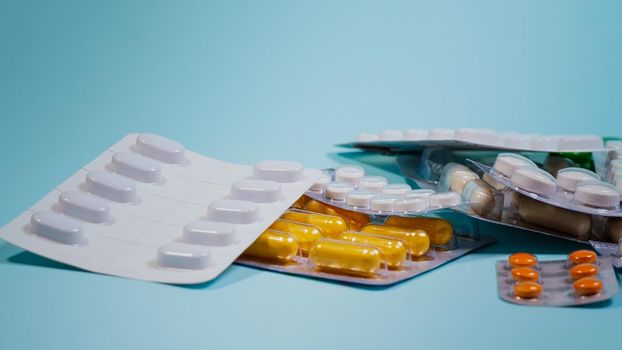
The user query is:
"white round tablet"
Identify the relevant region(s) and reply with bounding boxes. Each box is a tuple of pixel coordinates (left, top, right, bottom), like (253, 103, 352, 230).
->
(308, 173, 331, 192)
(574, 181, 620, 209)
(370, 195, 397, 212)
(427, 128, 454, 141)
(381, 183, 412, 196)
(501, 133, 532, 149)
(510, 167, 557, 196)
(394, 198, 427, 212)
(356, 133, 379, 142)
(346, 190, 376, 208)
(324, 182, 355, 201)
(357, 176, 388, 193)
(558, 135, 603, 151)
(405, 189, 435, 204)
(493, 153, 537, 177)
(378, 130, 404, 141)
(402, 129, 428, 141)
(335, 165, 365, 184)
(428, 192, 461, 207)
(453, 128, 498, 146)
(530, 135, 559, 151)
(556, 168, 599, 192)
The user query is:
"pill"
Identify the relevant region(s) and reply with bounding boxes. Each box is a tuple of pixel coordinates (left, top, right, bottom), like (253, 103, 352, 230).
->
(361, 224, 430, 256)
(324, 182, 355, 200)
(58, 191, 111, 224)
(269, 219, 322, 254)
(502, 133, 532, 149)
(339, 231, 407, 268)
(242, 229, 299, 262)
(482, 173, 505, 191)
(511, 267, 539, 282)
(308, 173, 330, 192)
(253, 160, 304, 183)
(462, 179, 496, 216)
(207, 199, 259, 224)
(453, 128, 498, 146)
(605, 217, 622, 242)
(182, 221, 236, 246)
(378, 130, 404, 141)
(574, 181, 620, 209)
(111, 151, 162, 183)
(157, 243, 210, 270)
(346, 190, 376, 208)
(402, 129, 428, 141)
(556, 168, 599, 192)
(135, 133, 186, 164)
(510, 167, 557, 197)
(531, 135, 559, 152)
(291, 195, 311, 209)
(85, 170, 138, 203)
(381, 184, 412, 196)
(394, 198, 427, 212)
(405, 189, 436, 204)
(516, 195, 591, 240)
(493, 153, 536, 177)
(356, 133, 379, 142)
(384, 216, 453, 246)
(514, 281, 542, 299)
(558, 135, 603, 151)
(304, 199, 370, 231)
(30, 211, 84, 245)
(569, 263, 599, 281)
(309, 238, 383, 276)
(573, 277, 603, 296)
(230, 179, 282, 203)
(335, 166, 365, 184)
(508, 252, 537, 268)
(443, 163, 479, 193)
(358, 176, 388, 193)
(428, 192, 461, 207)
(370, 195, 397, 212)
(568, 250, 597, 264)
(280, 209, 348, 238)
(427, 128, 454, 140)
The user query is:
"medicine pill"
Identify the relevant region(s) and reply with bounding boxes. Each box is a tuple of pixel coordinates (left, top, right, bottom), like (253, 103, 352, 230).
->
(157, 243, 210, 270)
(346, 190, 376, 208)
(111, 151, 162, 183)
(339, 231, 407, 268)
(514, 281, 542, 299)
(573, 277, 603, 296)
(370, 195, 397, 212)
(291, 195, 311, 209)
(253, 161, 304, 183)
(402, 128, 428, 141)
(511, 267, 539, 282)
(493, 153, 536, 177)
(428, 192, 461, 207)
(378, 130, 404, 141)
(444, 164, 479, 193)
(574, 181, 620, 209)
(428, 128, 454, 140)
(508, 252, 537, 268)
(556, 168, 599, 192)
(30, 211, 84, 245)
(270, 219, 322, 254)
(135, 133, 186, 164)
(85, 170, 137, 203)
(309, 238, 383, 276)
(568, 250, 597, 264)
(511, 167, 557, 197)
(309, 174, 331, 192)
(304, 199, 370, 231)
(381, 184, 412, 196)
(280, 210, 348, 238)
(516, 195, 591, 240)
(242, 229, 299, 262)
(324, 182, 355, 200)
(361, 224, 430, 257)
(357, 176, 388, 193)
(385, 216, 453, 246)
(462, 179, 496, 217)
(335, 166, 365, 184)
(569, 263, 599, 281)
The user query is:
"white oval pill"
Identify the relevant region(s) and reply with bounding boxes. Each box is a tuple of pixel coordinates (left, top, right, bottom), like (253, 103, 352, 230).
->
(85, 171, 137, 203)
(324, 182, 355, 201)
(370, 195, 397, 212)
(493, 153, 537, 177)
(111, 151, 162, 183)
(574, 181, 620, 209)
(358, 176, 388, 193)
(356, 133, 379, 142)
(453, 128, 498, 146)
(308, 173, 331, 192)
(558, 135, 603, 151)
(335, 165, 365, 184)
(58, 191, 111, 223)
(557, 168, 600, 192)
(207, 199, 260, 224)
(378, 130, 403, 141)
(346, 190, 376, 208)
(182, 221, 236, 246)
(230, 179, 282, 203)
(428, 192, 461, 207)
(394, 198, 427, 212)
(510, 167, 557, 196)
(402, 129, 428, 141)
(30, 211, 84, 245)
(253, 161, 304, 183)
(381, 184, 412, 196)
(135, 133, 186, 164)
(157, 243, 210, 270)
(428, 128, 454, 140)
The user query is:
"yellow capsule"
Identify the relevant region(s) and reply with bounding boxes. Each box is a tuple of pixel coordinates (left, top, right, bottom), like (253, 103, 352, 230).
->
(269, 219, 322, 254)
(309, 238, 383, 276)
(281, 209, 348, 238)
(361, 224, 430, 257)
(291, 195, 311, 209)
(304, 199, 370, 231)
(242, 229, 299, 262)
(339, 231, 407, 268)
(384, 216, 453, 246)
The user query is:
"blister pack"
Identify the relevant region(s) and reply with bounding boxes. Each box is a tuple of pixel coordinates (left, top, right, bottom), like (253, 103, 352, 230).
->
(589, 239, 622, 268)
(0, 133, 321, 284)
(496, 251, 618, 307)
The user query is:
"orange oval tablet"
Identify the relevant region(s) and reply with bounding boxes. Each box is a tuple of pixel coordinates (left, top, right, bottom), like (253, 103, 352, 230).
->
(569, 263, 599, 281)
(511, 267, 539, 282)
(568, 250, 597, 264)
(508, 252, 537, 268)
(573, 277, 603, 296)
(514, 281, 542, 299)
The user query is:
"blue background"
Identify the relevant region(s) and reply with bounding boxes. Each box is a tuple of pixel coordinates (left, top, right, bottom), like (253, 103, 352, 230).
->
(1, 0, 622, 348)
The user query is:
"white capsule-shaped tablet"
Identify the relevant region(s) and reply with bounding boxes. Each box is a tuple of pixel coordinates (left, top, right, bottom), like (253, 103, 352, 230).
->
(531, 135, 559, 151)
(157, 243, 211, 270)
(135, 133, 186, 164)
(356, 133, 379, 142)
(111, 151, 162, 183)
(207, 199, 260, 224)
(346, 190, 376, 208)
(402, 129, 428, 141)
(510, 167, 557, 196)
(335, 165, 365, 184)
(370, 195, 397, 212)
(381, 183, 412, 196)
(428, 192, 461, 207)
(556, 168, 600, 192)
(230, 179, 282, 203)
(558, 135, 603, 151)
(182, 221, 236, 246)
(394, 198, 427, 212)
(378, 130, 404, 141)
(501, 133, 532, 149)
(308, 173, 331, 192)
(428, 128, 454, 140)
(85, 171, 137, 203)
(58, 191, 111, 223)
(357, 176, 388, 193)
(493, 153, 537, 177)
(574, 181, 620, 209)
(453, 128, 498, 146)
(324, 182, 355, 201)
(253, 161, 304, 183)
(30, 211, 84, 245)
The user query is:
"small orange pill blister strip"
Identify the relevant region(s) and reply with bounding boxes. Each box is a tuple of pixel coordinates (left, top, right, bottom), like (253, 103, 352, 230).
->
(496, 252, 619, 307)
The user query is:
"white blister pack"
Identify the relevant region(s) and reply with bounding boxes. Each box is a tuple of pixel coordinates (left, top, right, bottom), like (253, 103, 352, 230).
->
(0, 133, 321, 284)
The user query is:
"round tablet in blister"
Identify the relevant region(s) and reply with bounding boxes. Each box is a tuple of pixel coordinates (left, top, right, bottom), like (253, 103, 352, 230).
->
(394, 198, 427, 212)
(556, 168, 599, 192)
(558, 135, 603, 151)
(428, 192, 461, 207)
(324, 182, 355, 200)
(378, 130, 404, 141)
(402, 129, 428, 141)
(405, 189, 435, 204)
(309, 173, 331, 192)
(574, 181, 620, 209)
(510, 167, 557, 196)
(346, 190, 376, 208)
(501, 133, 532, 149)
(370, 196, 397, 212)
(335, 165, 365, 184)
(356, 133, 379, 142)
(453, 128, 498, 146)
(358, 176, 388, 193)
(381, 184, 412, 196)
(428, 128, 454, 140)
(493, 153, 537, 177)
(531, 135, 559, 151)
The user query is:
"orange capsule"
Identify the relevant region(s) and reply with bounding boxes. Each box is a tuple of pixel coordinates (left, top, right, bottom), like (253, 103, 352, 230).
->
(508, 253, 538, 268)
(573, 277, 603, 296)
(514, 281, 542, 299)
(511, 267, 539, 282)
(568, 250, 597, 265)
(569, 263, 599, 281)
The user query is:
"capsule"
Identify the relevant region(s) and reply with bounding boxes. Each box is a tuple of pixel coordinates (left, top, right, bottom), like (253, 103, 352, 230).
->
(291, 195, 311, 209)
(573, 277, 603, 296)
(309, 238, 383, 276)
(281, 209, 348, 238)
(511, 267, 539, 282)
(384, 216, 453, 246)
(568, 250, 597, 265)
(514, 281, 542, 299)
(269, 219, 322, 254)
(361, 224, 430, 257)
(242, 229, 298, 262)
(339, 231, 407, 268)
(304, 199, 370, 230)
(569, 263, 599, 281)
(508, 253, 538, 268)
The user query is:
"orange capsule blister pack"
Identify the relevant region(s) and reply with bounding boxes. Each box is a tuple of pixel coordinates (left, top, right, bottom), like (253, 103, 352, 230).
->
(496, 251, 619, 306)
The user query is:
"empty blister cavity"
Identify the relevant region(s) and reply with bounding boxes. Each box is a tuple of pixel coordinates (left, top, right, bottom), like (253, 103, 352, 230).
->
(157, 243, 210, 270)
(381, 184, 411, 196)
(182, 221, 236, 246)
(309, 173, 330, 192)
(111, 151, 162, 183)
(453, 128, 498, 146)
(135, 133, 186, 164)
(335, 165, 365, 184)
(324, 182, 355, 201)
(394, 198, 427, 212)
(402, 129, 428, 141)
(574, 181, 620, 209)
(253, 161, 304, 183)
(358, 176, 388, 193)
(58, 191, 112, 223)
(558, 135, 603, 150)
(427, 128, 454, 140)
(85, 171, 138, 203)
(510, 167, 557, 197)
(30, 211, 84, 245)
(207, 199, 260, 224)
(493, 153, 537, 177)
(346, 190, 376, 208)
(370, 195, 397, 212)
(428, 192, 461, 207)
(556, 168, 600, 192)
(230, 179, 282, 203)
(378, 130, 404, 141)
